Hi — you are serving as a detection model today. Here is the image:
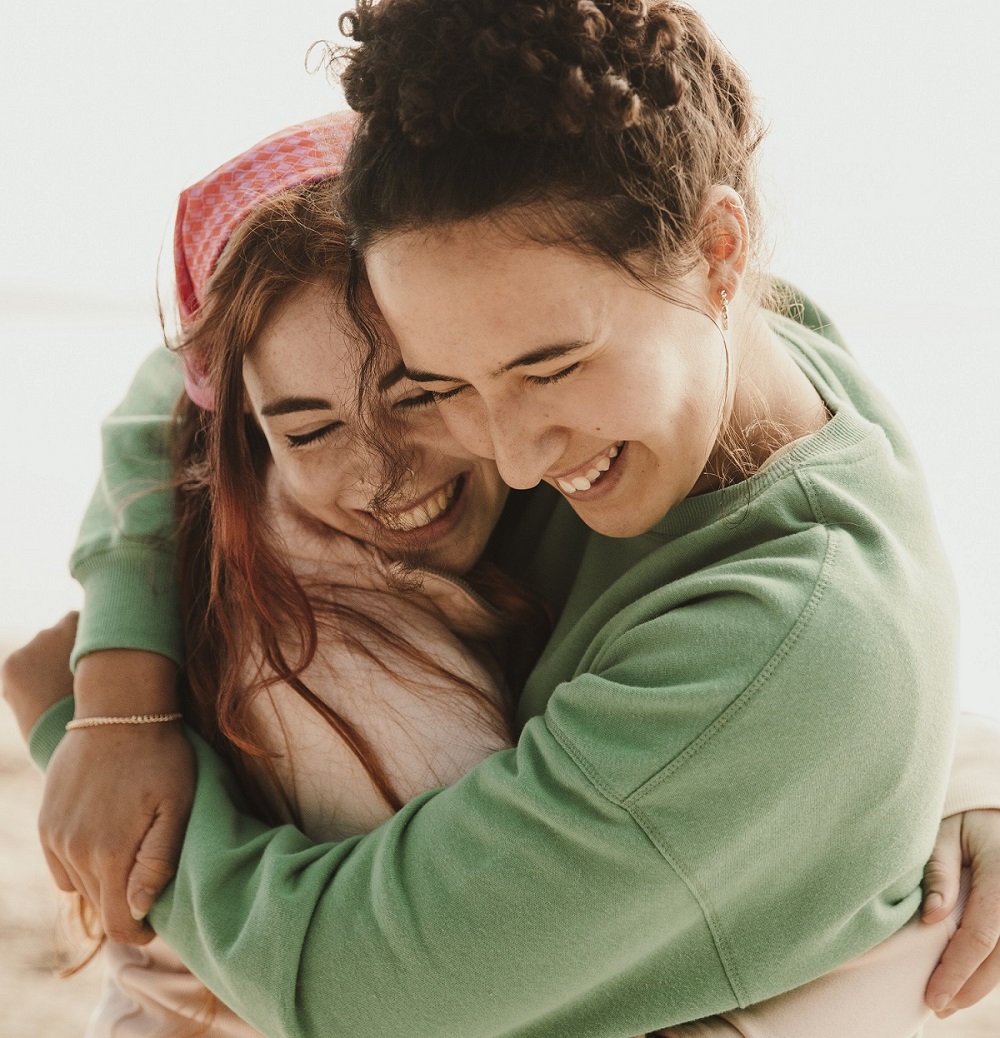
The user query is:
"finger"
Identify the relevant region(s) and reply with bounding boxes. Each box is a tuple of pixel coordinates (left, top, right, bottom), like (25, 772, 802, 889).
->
(101, 872, 155, 946)
(40, 843, 78, 894)
(925, 867, 1000, 1011)
(55, 610, 80, 633)
(941, 942, 1000, 1013)
(922, 815, 963, 924)
(126, 810, 183, 923)
(98, 847, 154, 945)
(39, 823, 103, 911)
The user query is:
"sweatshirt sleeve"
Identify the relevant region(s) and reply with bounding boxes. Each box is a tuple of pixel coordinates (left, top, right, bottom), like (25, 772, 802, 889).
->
(659, 719, 996, 1038)
(70, 349, 185, 669)
(942, 714, 1000, 817)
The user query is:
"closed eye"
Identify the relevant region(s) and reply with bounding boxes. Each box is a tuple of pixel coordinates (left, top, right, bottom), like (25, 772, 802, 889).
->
(393, 390, 438, 412)
(429, 385, 470, 403)
(286, 422, 341, 448)
(526, 362, 580, 387)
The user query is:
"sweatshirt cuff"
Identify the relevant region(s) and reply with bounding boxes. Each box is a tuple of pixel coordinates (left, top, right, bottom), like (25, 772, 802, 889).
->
(943, 714, 1000, 817)
(29, 696, 75, 771)
(70, 547, 184, 671)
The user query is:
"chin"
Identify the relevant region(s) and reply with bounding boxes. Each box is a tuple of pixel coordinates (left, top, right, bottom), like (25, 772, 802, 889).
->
(570, 500, 665, 539)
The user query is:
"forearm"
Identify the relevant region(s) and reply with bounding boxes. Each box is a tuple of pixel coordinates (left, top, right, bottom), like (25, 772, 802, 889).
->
(661, 714, 1000, 1037)
(135, 721, 736, 1037)
(71, 347, 185, 670)
(74, 649, 180, 716)
(661, 881, 966, 1038)
(148, 711, 997, 1037)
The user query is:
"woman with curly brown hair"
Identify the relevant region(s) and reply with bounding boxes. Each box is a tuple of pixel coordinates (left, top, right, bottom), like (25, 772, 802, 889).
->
(13, 2, 1000, 1036)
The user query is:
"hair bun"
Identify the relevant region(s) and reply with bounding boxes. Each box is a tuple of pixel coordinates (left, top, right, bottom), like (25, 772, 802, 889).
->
(339, 0, 686, 146)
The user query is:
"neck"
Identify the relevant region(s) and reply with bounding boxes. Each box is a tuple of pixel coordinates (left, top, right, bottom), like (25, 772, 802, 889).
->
(699, 295, 828, 491)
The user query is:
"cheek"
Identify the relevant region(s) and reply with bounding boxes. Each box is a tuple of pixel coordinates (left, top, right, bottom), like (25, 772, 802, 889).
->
(271, 456, 331, 514)
(436, 399, 496, 460)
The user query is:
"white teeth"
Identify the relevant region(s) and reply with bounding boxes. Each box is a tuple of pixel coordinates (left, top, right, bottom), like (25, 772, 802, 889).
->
(554, 442, 624, 497)
(380, 476, 459, 530)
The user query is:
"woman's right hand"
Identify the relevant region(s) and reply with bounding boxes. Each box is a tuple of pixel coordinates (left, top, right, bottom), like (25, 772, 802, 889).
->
(37, 648, 195, 944)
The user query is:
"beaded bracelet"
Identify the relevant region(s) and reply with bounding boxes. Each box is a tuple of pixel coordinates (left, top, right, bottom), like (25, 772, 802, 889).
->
(65, 712, 184, 731)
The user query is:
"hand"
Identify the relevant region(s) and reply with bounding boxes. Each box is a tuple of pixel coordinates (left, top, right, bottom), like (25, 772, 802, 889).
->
(922, 810, 1000, 1016)
(1, 612, 78, 741)
(37, 648, 195, 945)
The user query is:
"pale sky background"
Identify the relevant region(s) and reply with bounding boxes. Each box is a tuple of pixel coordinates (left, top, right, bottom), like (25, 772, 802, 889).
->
(0, 2, 997, 712)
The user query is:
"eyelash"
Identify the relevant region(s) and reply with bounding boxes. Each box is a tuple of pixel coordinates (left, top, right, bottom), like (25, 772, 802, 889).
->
(394, 391, 438, 411)
(430, 363, 582, 402)
(286, 423, 341, 449)
(526, 362, 580, 386)
(429, 386, 468, 403)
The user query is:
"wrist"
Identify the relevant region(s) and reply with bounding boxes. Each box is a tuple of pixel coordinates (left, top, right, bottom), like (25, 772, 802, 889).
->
(74, 649, 180, 718)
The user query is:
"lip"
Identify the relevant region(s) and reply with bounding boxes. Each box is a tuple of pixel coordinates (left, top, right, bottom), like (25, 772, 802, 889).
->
(360, 472, 470, 550)
(547, 441, 628, 502)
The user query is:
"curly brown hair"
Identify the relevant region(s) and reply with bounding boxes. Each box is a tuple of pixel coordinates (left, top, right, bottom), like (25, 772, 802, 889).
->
(335, 0, 766, 280)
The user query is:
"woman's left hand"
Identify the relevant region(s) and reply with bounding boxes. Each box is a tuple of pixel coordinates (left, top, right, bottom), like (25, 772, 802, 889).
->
(922, 809, 1000, 1016)
(1, 612, 77, 741)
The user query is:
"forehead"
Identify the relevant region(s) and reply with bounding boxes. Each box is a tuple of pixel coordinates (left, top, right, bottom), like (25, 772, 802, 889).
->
(243, 281, 362, 403)
(365, 223, 611, 370)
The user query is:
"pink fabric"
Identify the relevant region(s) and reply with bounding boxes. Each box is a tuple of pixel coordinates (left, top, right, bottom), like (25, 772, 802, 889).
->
(87, 940, 261, 1038)
(174, 111, 356, 409)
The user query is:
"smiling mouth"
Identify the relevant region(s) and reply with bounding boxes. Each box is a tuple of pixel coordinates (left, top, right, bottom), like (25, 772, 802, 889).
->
(553, 442, 624, 495)
(374, 474, 464, 532)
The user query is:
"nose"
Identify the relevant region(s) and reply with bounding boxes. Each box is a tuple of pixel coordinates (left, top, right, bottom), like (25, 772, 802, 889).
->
(441, 391, 562, 491)
(339, 437, 390, 510)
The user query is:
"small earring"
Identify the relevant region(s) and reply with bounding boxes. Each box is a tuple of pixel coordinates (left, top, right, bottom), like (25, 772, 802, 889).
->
(720, 289, 730, 331)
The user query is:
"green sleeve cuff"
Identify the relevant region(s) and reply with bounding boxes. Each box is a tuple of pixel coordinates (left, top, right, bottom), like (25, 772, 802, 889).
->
(70, 547, 184, 671)
(29, 696, 75, 771)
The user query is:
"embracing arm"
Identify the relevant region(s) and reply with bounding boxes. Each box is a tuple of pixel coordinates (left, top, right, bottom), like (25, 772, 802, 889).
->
(28, 562, 963, 1038)
(660, 717, 1000, 1038)
(39, 348, 195, 941)
(70, 347, 185, 668)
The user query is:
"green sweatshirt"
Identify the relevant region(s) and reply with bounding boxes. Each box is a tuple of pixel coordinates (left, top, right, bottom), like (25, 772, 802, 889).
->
(34, 304, 958, 1036)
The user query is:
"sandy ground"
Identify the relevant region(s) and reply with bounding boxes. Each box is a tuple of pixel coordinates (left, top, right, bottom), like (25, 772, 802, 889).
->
(2, 651, 998, 1037)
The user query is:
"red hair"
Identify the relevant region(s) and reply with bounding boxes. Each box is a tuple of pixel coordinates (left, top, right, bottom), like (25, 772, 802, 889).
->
(172, 179, 549, 822)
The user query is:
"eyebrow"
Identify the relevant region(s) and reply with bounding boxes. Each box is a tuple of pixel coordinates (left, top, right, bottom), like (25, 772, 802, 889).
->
(404, 340, 590, 385)
(260, 396, 332, 418)
(378, 362, 408, 392)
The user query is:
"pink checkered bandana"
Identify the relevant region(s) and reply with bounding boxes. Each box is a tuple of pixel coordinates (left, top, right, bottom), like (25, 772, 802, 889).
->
(175, 110, 356, 409)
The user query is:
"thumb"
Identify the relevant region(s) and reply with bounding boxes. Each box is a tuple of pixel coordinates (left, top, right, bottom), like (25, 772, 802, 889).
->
(126, 811, 183, 922)
(923, 814, 964, 924)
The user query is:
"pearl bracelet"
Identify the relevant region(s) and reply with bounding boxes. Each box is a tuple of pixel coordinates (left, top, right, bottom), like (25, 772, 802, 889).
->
(65, 712, 184, 731)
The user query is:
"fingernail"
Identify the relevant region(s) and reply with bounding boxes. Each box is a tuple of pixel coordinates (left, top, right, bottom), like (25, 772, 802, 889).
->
(129, 895, 151, 922)
(929, 994, 949, 1013)
(923, 893, 943, 916)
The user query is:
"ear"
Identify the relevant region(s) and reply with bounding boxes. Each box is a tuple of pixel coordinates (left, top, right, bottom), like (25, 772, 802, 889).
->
(699, 185, 750, 314)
